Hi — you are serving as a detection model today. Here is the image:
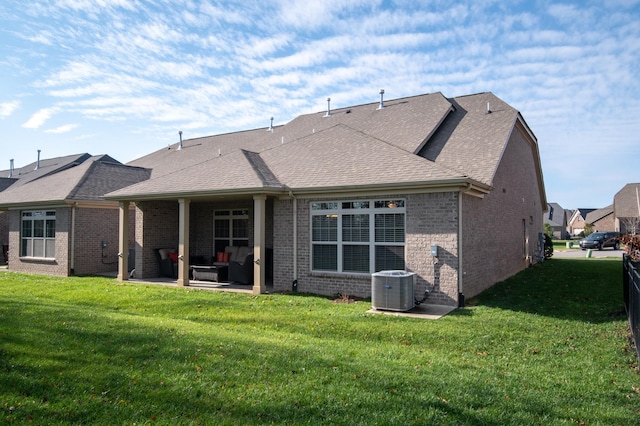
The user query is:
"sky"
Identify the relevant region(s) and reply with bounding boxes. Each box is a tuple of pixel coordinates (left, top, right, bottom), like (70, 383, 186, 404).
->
(1, 0, 639, 210)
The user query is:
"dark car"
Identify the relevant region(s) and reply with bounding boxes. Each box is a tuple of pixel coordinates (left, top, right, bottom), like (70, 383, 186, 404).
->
(579, 232, 620, 250)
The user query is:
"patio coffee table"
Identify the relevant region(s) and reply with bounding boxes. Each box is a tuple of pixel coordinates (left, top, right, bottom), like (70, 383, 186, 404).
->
(191, 265, 228, 282)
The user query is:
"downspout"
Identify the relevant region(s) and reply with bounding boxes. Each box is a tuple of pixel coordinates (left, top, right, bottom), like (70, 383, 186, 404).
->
(70, 203, 77, 275)
(458, 183, 472, 307)
(289, 190, 298, 291)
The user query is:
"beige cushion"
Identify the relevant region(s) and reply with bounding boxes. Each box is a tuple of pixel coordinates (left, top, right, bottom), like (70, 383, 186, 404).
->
(158, 248, 175, 260)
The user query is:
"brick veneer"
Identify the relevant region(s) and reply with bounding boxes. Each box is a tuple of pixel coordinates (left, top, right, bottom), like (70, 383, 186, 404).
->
(6, 205, 134, 276)
(461, 123, 544, 298)
(273, 193, 460, 305)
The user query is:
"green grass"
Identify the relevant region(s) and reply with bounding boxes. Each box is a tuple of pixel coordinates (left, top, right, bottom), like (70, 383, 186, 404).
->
(1, 259, 638, 425)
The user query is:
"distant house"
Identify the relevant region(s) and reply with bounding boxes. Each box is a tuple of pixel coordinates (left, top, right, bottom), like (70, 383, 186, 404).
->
(0, 154, 150, 275)
(614, 183, 640, 234)
(568, 208, 596, 236)
(104, 91, 547, 307)
(584, 205, 615, 232)
(544, 202, 570, 239)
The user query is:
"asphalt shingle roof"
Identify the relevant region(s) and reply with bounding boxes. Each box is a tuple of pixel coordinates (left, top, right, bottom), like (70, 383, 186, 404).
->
(0, 155, 150, 206)
(112, 91, 523, 200)
(614, 183, 640, 217)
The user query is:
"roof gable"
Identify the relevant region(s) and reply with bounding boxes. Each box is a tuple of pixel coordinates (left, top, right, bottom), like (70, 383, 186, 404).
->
(261, 124, 463, 190)
(614, 183, 640, 218)
(0, 156, 148, 207)
(420, 92, 520, 186)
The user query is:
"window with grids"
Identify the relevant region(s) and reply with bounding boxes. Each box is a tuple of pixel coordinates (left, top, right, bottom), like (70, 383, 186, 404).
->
(213, 209, 249, 253)
(21, 210, 56, 258)
(311, 200, 405, 273)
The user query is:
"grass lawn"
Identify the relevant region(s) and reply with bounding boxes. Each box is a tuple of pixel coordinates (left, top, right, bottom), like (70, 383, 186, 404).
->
(1, 259, 638, 425)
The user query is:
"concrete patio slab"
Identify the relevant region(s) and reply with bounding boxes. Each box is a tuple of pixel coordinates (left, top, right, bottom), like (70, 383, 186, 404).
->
(367, 303, 456, 319)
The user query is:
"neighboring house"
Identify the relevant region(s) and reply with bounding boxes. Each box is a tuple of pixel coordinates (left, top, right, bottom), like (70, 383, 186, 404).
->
(544, 202, 570, 239)
(584, 205, 615, 232)
(105, 91, 547, 307)
(0, 154, 150, 276)
(614, 183, 640, 234)
(568, 208, 596, 236)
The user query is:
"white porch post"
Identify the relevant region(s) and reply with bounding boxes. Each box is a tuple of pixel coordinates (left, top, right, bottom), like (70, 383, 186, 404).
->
(177, 198, 191, 287)
(117, 201, 129, 282)
(253, 194, 266, 294)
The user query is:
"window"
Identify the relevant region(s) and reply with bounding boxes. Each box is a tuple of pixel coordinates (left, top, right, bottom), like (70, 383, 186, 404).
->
(311, 199, 405, 273)
(213, 209, 249, 253)
(21, 210, 56, 258)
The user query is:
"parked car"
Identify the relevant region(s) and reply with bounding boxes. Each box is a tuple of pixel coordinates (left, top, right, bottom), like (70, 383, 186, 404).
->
(579, 232, 620, 250)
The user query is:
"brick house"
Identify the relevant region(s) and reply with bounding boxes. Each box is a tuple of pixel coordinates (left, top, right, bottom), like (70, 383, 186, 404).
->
(0, 154, 150, 276)
(568, 208, 596, 236)
(585, 205, 615, 233)
(614, 183, 640, 234)
(106, 91, 547, 307)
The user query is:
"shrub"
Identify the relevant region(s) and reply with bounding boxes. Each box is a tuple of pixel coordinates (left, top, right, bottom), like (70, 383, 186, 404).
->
(544, 233, 553, 258)
(621, 234, 640, 261)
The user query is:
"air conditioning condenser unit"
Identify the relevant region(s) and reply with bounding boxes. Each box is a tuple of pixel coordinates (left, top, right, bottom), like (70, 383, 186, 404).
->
(371, 270, 416, 312)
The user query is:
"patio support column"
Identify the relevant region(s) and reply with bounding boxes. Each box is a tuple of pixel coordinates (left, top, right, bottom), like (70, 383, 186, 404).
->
(117, 201, 129, 282)
(177, 198, 191, 287)
(253, 194, 267, 294)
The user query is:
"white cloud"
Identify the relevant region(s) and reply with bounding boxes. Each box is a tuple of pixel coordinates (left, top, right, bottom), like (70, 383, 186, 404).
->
(22, 107, 58, 129)
(0, 101, 20, 118)
(45, 123, 78, 133)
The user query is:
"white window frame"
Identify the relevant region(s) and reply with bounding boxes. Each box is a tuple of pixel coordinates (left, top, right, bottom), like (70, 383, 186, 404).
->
(21, 210, 56, 259)
(310, 199, 406, 274)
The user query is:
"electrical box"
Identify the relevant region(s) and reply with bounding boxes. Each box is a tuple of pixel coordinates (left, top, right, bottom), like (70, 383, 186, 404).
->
(431, 244, 438, 257)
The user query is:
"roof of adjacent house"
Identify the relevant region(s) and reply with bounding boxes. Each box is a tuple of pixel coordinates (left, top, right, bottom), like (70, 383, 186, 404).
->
(585, 205, 613, 224)
(544, 202, 567, 227)
(569, 208, 597, 224)
(614, 183, 640, 218)
(109, 91, 542, 201)
(0, 155, 151, 208)
(0, 153, 93, 193)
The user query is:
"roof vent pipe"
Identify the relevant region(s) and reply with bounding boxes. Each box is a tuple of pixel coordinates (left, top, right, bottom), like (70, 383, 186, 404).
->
(35, 149, 41, 170)
(268, 116, 274, 132)
(325, 97, 331, 117)
(377, 89, 385, 110)
(178, 131, 183, 150)
(486, 102, 491, 114)
(9, 159, 14, 178)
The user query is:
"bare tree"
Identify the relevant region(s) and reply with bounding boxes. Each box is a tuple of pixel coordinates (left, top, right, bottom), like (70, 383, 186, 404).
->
(621, 217, 640, 235)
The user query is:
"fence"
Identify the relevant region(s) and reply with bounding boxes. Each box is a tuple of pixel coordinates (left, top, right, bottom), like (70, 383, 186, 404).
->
(623, 254, 640, 367)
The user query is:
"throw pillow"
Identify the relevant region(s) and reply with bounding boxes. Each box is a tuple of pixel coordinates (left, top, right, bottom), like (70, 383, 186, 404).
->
(168, 252, 179, 263)
(216, 252, 225, 262)
(223, 252, 231, 262)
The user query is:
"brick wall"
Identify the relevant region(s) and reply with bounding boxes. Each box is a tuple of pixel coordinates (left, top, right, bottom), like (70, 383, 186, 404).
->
(135, 200, 179, 278)
(72, 206, 135, 275)
(592, 213, 615, 232)
(461, 124, 544, 299)
(405, 192, 459, 305)
(273, 193, 460, 306)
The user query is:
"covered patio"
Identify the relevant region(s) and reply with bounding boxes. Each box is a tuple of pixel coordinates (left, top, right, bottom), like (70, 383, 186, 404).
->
(113, 192, 276, 295)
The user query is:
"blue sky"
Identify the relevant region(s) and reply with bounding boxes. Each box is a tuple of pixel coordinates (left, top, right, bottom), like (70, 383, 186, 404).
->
(1, 0, 639, 210)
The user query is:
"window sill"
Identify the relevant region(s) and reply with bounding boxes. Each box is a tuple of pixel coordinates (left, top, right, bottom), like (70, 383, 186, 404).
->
(310, 270, 371, 279)
(19, 256, 57, 263)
